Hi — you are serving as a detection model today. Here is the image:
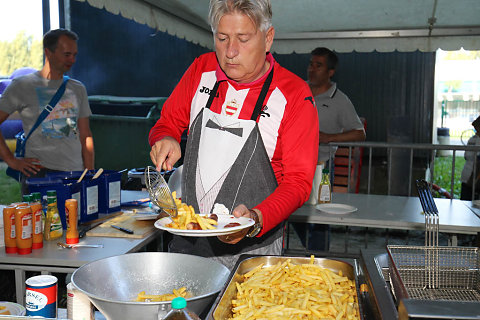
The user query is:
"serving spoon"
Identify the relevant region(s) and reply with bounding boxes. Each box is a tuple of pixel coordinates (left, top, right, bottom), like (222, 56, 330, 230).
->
(57, 242, 104, 249)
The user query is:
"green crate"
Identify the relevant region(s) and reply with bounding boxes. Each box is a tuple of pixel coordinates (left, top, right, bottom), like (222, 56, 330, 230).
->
(88, 96, 167, 171)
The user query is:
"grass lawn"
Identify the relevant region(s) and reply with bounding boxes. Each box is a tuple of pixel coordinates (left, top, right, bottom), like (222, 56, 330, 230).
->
(433, 155, 465, 199)
(0, 163, 22, 204)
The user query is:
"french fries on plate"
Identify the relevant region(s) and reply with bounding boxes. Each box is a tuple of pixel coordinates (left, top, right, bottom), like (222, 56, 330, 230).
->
(166, 191, 218, 230)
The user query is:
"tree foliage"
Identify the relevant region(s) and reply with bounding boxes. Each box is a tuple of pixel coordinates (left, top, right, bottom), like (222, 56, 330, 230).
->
(444, 50, 480, 60)
(0, 31, 43, 77)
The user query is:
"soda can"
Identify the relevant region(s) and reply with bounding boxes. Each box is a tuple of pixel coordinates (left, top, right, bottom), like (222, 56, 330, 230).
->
(25, 275, 58, 318)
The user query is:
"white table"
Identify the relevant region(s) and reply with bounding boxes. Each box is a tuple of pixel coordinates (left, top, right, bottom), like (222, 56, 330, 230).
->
(288, 193, 480, 251)
(0, 190, 160, 306)
(290, 193, 480, 234)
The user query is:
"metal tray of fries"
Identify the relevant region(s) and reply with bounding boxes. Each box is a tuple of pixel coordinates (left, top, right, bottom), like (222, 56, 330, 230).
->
(387, 245, 480, 319)
(208, 255, 364, 320)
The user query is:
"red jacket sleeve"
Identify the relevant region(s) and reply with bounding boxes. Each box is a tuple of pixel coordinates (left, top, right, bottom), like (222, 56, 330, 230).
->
(255, 84, 319, 237)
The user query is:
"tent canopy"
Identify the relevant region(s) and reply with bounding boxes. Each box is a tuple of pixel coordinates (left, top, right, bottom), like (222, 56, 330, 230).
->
(73, 0, 480, 53)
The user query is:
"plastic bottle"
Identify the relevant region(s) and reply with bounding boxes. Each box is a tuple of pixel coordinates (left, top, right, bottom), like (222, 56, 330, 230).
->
(22, 194, 32, 203)
(31, 192, 45, 220)
(3, 205, 17, 253)
(30, 193, 44, 249)
(65, 199, 79, 244)
(14, 205, 33, 254)
(44, 190, 63, 241)
(161, 297, 201, 320)
(318, 168, 332, 204)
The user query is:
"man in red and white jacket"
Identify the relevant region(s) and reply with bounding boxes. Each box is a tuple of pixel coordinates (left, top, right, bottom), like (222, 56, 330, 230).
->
(149, 0, 318, 270)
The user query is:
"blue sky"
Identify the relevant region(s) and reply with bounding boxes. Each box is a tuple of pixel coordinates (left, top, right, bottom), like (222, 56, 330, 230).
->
(0, 0, 58, 41)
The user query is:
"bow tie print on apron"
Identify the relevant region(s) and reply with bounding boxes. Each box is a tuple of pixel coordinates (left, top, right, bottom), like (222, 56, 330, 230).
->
(205, 118, 243, 137)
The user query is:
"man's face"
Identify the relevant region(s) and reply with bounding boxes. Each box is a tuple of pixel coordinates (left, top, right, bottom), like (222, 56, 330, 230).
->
(45, 35, 78, 74)
(307, 55, 334, 87)
(214, 12, 274, 84)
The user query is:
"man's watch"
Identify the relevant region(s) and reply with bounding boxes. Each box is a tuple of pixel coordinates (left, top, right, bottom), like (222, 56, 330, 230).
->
(246, 209, 262, 238)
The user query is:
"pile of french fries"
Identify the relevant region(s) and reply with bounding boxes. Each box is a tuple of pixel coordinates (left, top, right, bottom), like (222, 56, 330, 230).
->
(165, 191, 218, 230)
(134, 287, 191, 302)
(229, 256, 360, 320)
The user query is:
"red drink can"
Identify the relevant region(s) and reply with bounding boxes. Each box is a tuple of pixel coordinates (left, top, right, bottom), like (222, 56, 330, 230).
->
(25, 275, 58, 318)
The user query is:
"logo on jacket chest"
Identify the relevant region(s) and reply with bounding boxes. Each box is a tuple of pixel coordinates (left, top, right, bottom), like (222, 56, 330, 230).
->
(199, 86, 218, 97)
(225, 99, 239, 116)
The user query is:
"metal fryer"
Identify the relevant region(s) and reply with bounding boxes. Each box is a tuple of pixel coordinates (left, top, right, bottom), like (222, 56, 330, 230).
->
(387, 245, 480, 319)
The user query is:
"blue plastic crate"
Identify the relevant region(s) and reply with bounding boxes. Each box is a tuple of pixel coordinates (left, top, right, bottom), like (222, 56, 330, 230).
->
(97, 170, 122, 213)
(43, 171, 100, 223)
(26, 177, 75, 229)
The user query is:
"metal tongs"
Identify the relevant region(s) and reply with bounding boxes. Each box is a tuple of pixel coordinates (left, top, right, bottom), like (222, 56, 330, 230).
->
(415, 179, 439, 288)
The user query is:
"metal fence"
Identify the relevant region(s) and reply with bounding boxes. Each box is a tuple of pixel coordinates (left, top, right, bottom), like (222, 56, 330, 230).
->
(327, 141, 480, 199)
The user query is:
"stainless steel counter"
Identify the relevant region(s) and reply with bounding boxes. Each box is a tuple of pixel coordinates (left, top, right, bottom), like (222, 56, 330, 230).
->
(290, 193, 480, 236)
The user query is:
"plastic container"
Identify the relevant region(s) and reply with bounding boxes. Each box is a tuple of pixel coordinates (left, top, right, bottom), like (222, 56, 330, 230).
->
(97, 170, 121, 213)
(22, 194, 32, 203)
(15, 205, 33, 254)
(30, 197, 44, 249)
(3, 205, 17, 253)
(437, 127, 451, 156)
(67, 282, 94, 320)
(161, 297, 201, 320)
(65, 199, 79, 244)
(31, 191, 45, 224)
(318, 168, 332, 204)
(44, 191, 63, 241)
(88, 96, 167, 171)
(46, 170, 99, 221)
(27, 178, 73, 229)
(27, 174, 99, 225)
(25, 274, 57, 318)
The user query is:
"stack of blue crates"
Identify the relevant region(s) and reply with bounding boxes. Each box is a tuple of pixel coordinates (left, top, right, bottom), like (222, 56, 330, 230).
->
(26, 170, 121, 228)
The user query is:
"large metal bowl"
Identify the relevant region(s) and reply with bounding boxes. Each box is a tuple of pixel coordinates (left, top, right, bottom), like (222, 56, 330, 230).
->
(71, 252, 230, 320)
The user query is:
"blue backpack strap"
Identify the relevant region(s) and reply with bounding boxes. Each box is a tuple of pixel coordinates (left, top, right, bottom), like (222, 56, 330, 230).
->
(18, 75, 70, 153)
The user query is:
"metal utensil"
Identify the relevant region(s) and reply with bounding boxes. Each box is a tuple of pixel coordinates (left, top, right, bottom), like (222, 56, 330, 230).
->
(145, 166, 177, 218)
(57, 242, 104, 249)
(415, 179, 439, 289)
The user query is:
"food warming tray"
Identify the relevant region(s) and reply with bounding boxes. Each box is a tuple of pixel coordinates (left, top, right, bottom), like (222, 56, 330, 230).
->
(208, 255, 364, 319)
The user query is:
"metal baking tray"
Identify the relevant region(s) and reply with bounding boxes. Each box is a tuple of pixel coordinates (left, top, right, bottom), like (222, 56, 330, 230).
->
(209, 255, 363, 319)
(387, 245, 480, 319)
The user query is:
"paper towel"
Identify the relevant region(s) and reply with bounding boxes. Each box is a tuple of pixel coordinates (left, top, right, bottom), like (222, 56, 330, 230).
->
(306, 163, 324, 205)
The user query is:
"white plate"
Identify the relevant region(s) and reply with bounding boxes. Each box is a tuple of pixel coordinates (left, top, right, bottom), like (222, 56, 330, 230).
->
(154, 214, 254, 237)
(315, 203, 357, 214)
(0, 301, 26, 316)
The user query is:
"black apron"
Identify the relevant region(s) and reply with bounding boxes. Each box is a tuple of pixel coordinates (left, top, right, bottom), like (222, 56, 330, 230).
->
(169, 68, 284, 270)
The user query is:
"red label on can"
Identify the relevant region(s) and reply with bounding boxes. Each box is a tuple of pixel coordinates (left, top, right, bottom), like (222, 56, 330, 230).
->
(25, 275, 57, 318)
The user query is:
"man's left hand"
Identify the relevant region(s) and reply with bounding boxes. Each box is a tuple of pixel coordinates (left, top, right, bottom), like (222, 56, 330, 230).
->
(217, 204, 258, 244)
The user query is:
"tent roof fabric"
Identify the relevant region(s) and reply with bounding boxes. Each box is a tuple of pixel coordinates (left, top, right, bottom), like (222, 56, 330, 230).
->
(73, 0, 480, 53)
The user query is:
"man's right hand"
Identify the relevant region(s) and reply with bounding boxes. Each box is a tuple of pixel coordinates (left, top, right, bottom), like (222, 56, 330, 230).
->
(7, 157, 41, 177)
(149, 136, 181, 171)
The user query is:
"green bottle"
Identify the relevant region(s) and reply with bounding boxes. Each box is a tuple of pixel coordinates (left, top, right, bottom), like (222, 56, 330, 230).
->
(318, 168, 332, 204)
(44, 190, 63, 240)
